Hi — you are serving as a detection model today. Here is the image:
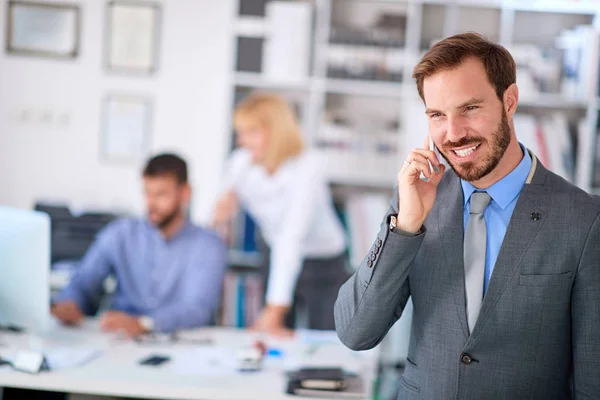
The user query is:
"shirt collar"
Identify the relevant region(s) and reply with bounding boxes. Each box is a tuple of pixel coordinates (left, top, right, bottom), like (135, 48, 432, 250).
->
(144, 217, 192, 242)
(461, 143, 532, 210)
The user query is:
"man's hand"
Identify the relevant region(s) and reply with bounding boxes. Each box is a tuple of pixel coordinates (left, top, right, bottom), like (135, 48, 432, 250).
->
(99, 311, 146, 338)
(397, 136, 446, 233)
(51, 300, 84, 326)
(250, 305, 294, 338)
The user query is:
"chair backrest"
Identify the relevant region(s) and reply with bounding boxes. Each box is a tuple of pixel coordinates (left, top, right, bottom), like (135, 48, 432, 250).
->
(34, 203, 118, 263)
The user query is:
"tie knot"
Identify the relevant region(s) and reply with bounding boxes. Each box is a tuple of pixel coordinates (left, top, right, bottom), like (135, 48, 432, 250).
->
(469, 191, 491, 214)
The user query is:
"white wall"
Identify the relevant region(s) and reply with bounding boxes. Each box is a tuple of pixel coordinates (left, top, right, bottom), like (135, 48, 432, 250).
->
(0, 0, 235, 224)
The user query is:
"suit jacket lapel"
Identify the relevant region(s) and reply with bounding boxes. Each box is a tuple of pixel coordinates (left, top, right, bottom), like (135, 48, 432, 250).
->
(436, 173, 470, 341)
(468, 154, 551, 342)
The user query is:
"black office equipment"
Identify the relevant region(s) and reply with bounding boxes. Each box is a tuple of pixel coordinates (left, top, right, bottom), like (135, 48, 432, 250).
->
(138, 354, 171, 366)
(34, 202, 118, 264)
(286, 367, 347, 394)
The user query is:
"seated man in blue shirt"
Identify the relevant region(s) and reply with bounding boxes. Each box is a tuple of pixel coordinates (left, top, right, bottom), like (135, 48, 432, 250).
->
(51, 153, 228, 337)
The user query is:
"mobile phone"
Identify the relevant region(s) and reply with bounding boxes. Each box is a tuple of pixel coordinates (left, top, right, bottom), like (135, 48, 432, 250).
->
(139, 354, 171, 366)
(428, 137, 441, 174)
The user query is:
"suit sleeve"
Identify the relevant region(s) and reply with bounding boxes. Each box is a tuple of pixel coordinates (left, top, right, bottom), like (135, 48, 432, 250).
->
(334, 190, 425, 351)
(571, 212, 600, 398)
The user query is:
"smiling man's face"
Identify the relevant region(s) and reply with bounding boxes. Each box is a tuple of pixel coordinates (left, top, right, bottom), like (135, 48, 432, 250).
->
(423, 57, 512, 183)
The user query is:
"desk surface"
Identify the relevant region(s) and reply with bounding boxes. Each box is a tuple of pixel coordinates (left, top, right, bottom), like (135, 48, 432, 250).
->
(0, 320, 379, 400)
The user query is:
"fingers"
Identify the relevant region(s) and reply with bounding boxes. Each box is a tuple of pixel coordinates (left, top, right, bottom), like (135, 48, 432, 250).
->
(401, 154, 434, 180)
(225, 190, 237, 202)
(401, 147, 443, 180)
(427, 163, 446, 186)
(52, 305, 80, 325)
(411, 148, 440, 167)
(99, 313, 116, 330)
(272, 328, 294, 339)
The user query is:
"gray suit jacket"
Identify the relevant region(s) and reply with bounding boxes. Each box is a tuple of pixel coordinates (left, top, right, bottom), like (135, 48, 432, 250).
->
(334, 154, 600, 400)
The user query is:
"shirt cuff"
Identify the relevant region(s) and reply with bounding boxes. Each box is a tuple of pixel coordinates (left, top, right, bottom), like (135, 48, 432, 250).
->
(391, 226, 424, 237)
(389, 215, 424, 237)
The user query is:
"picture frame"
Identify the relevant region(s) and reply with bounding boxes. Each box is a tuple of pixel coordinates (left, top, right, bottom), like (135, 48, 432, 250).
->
(5, 1, 81, 59)
(105, 1, 161, 75)
(100, 94, 153, 164)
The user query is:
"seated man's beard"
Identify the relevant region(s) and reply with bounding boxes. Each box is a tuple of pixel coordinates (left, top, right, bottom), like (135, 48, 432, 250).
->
(154, 207, 181, 230)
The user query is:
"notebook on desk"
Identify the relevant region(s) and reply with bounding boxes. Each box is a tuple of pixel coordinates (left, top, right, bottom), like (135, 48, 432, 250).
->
(286, 367, 365, 398)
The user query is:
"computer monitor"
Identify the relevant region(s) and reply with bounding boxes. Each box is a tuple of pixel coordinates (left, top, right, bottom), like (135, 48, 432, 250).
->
(0, 205, 51, 333)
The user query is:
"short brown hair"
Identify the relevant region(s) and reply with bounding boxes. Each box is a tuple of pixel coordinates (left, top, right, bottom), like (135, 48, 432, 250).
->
(143, 153, 187, 184)
(413, 32, 516, 102)
(234, 92, 304, 172)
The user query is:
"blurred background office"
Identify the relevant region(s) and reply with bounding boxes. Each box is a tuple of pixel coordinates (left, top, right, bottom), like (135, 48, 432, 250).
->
(1, 0, 600, 397)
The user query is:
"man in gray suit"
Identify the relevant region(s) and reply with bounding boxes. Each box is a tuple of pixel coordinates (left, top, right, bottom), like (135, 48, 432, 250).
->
(334, 32, 600, 399)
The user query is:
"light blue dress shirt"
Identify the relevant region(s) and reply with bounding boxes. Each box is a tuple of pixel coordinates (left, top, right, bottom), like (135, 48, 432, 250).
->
(54, 218, 228, 332)
(461, 144, 532, 295)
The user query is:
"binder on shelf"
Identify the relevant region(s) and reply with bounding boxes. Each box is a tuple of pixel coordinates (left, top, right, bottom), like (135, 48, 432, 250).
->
(262, 1, 311, 84)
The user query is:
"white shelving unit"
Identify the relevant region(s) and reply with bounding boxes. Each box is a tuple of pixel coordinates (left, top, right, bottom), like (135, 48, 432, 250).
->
(229, 0, 600, 193)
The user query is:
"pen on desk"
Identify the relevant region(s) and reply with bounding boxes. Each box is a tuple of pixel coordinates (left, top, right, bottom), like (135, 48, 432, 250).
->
(429, 137, 441, 174)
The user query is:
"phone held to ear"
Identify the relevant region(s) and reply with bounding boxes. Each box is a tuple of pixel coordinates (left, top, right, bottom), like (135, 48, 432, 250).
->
(429, 137, 441, 174)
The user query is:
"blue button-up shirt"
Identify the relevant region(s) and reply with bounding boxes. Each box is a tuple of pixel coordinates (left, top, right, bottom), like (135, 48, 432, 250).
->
(55, 218, 228, 332)
(461, 144, 532, 295)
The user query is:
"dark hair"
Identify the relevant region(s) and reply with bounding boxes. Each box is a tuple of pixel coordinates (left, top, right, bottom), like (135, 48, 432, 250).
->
(143, 153, 188, 184)
(413, 32, 516, 101)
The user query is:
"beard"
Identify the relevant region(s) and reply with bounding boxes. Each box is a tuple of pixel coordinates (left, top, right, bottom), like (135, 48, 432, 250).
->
(440, 109, 511, 182)
(150, 206, 181, 230)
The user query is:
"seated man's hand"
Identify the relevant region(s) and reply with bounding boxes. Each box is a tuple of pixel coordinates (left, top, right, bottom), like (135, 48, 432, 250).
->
(100, 311, 146, 338)
(51, 300, 84, 326)
(250, 305, 294, 339)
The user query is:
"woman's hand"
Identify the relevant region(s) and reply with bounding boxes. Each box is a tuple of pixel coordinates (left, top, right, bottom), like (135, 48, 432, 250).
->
(251, 305, 294, 338)
(213, 191, 238, 227)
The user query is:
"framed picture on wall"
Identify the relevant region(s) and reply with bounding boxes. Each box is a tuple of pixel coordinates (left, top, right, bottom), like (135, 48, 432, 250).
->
(5, 1, 81, 59)
(100, 94, 153, 164)
(105, 1, 161, 74)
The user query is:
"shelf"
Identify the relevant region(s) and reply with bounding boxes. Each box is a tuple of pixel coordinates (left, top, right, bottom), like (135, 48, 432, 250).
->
(419, 0, 600, 14)
(325, 78, 406, 98)
(233, 72, 311, 91)
(328, 175, 396, 190)
(508, 0, 600, 15)
(518, 94, 589, 109)
(234, 16, 266, 37)
(228, 249, 263, 269)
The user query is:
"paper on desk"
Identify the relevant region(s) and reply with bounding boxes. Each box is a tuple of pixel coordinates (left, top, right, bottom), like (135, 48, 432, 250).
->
(0, 347, 102, 371)
(169, 347, 237, 376)
(295, 329, 341, 345)
(44, 347, 103, 370)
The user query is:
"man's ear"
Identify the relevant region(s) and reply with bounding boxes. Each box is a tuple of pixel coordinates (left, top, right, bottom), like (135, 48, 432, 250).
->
(503, 83, 519, 118)
(181, 183, 192, 205)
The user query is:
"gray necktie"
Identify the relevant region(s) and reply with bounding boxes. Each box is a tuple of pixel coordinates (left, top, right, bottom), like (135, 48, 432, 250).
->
(464, 191, 491, 334)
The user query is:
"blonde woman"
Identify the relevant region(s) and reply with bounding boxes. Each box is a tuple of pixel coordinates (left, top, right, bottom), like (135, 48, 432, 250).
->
(213, 92, 349, 337)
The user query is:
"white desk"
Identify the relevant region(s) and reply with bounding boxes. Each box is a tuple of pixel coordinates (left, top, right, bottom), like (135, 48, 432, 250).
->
(0, 320, 379, 400)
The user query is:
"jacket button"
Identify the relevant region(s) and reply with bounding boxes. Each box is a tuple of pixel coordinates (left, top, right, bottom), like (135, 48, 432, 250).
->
(461, 353, 473, 365)
(376, 239, 382, 248)
(374, 246, 380, 255)
(369, 253, 376, 261)
(367, 259, 373, 268)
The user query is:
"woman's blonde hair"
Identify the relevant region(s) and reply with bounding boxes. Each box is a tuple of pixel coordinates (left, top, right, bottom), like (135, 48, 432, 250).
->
(233, 92, 304, 172)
